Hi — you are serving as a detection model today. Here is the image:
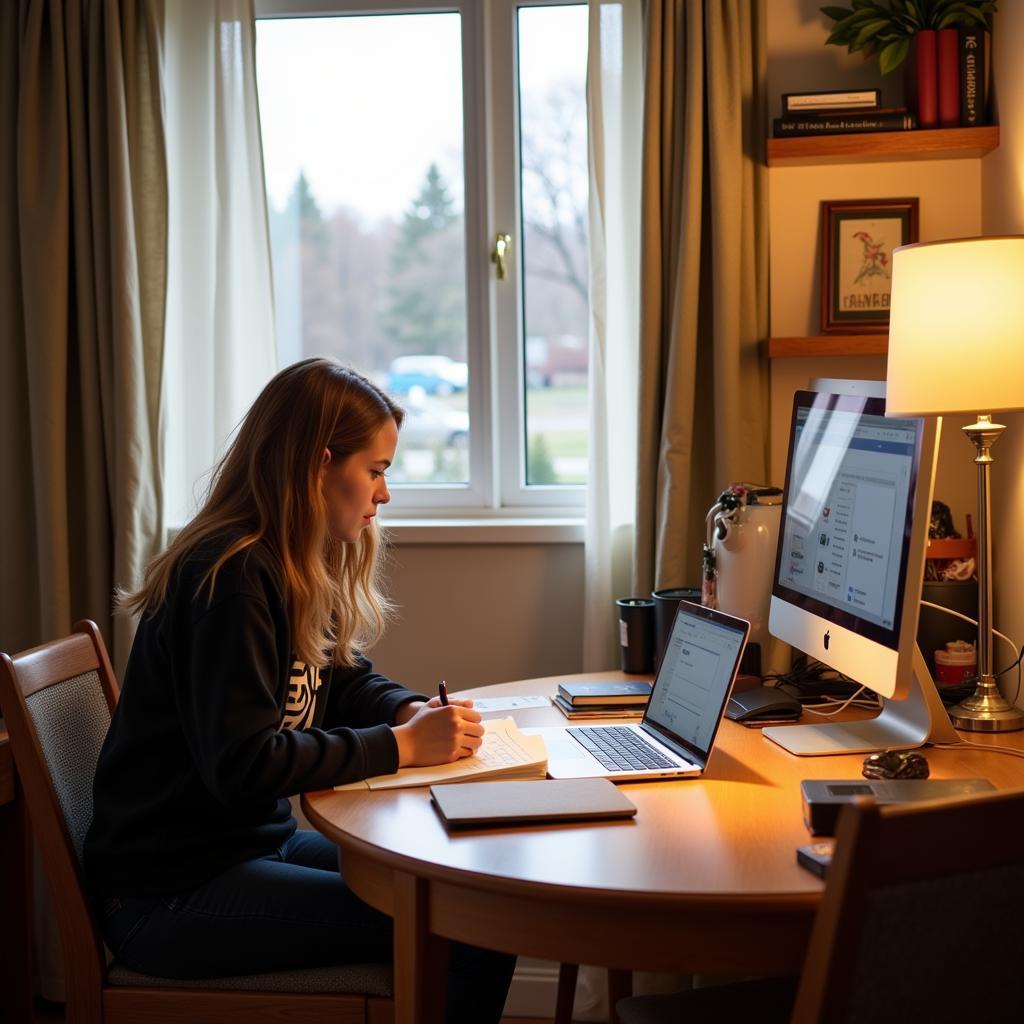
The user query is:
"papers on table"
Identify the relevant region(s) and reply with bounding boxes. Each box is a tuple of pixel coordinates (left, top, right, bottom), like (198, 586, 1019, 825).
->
(335, 717, 548, 791)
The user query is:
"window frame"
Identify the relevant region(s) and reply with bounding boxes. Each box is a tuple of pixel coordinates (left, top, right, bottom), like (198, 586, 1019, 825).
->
(254, 0, 586, 516)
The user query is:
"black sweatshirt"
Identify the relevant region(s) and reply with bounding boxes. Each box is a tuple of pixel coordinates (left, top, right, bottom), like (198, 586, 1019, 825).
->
(83, 536, 426, 898)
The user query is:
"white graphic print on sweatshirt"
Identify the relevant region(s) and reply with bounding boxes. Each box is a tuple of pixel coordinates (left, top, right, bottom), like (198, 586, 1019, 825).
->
(281, 659, 324, 730)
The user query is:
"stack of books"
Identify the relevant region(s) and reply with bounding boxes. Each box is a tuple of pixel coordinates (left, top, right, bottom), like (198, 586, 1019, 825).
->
(553, 680, 653, 720)
(773, 89, 915, 138)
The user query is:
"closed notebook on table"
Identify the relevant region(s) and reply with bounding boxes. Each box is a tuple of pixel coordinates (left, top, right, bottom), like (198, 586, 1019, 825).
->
(430, 778, 637, 829)
(557, 681, 653, 706)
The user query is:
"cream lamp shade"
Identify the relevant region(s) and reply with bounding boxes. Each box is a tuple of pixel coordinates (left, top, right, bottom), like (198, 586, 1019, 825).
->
(886, 236, 1024, 417)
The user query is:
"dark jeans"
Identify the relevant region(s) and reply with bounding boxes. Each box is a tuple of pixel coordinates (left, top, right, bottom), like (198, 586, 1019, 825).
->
(99, 829, 516, 1024)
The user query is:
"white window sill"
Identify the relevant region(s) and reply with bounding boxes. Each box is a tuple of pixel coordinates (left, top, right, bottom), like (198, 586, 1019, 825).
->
(381, 517, 585, 544)
(166, 517, 585, 548)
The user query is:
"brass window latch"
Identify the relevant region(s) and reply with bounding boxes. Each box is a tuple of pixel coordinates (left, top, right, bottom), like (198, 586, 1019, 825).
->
(491, 233, 512, 280)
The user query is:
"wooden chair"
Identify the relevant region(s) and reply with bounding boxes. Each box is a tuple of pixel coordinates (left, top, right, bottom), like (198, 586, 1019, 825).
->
(0, 621, 394, 1024)
(617, 787, 1024, 1023)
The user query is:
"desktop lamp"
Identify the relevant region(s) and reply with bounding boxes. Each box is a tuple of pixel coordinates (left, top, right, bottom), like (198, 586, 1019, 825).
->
(886, 236, 1024, 733)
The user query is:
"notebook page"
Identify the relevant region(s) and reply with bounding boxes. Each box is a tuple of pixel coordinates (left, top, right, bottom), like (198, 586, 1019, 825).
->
(334, 717, 548, 792)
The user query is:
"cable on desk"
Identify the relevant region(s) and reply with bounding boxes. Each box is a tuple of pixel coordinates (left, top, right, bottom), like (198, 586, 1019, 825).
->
(801, 686, 872, 718)
(934, 741, 1024, 761)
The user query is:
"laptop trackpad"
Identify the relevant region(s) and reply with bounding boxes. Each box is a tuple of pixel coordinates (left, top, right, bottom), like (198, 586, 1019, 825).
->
(524, 727, 601, 777)
(528, 728, 593, 762)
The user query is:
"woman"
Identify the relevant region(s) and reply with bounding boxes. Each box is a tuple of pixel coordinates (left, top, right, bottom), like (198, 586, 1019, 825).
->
(84, 359, 516, 1021)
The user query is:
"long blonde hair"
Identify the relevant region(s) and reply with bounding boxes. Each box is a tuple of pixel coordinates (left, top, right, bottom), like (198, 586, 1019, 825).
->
(121, 359, 404, 668)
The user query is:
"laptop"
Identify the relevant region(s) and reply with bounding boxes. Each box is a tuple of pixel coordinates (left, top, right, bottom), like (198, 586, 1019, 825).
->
(527, 602, 750, 781)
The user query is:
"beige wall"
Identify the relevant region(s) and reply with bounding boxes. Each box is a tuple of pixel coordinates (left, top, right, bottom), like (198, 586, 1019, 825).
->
(766, 1, 980, 527)
(982, 4, 1024, 703)
(369, 541, 585, 693)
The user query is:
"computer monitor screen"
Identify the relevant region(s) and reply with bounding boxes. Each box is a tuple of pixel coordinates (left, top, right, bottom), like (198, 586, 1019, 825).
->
(775, 392, 920, 649)
(769, 390, 935, 705)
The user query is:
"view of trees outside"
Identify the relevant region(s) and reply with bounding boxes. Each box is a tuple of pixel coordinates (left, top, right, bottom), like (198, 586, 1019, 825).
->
(518, 4, 590, 486)
(256, 5, 588, 489)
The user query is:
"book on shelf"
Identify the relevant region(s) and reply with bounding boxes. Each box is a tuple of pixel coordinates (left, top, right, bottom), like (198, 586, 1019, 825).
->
(960, 27, 990, 126)
(553, 695, 645, 721)
(557, 680, 653, 706)
(907, 31, 938, 128)
(937, 27, 960, 128)
(334, 718, 547, 791)
(772, 109, 915, 137)
(782, 89, 880, 114)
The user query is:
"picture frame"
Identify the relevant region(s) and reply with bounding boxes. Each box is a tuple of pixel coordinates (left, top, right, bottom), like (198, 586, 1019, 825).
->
(820, 198, 919, 334)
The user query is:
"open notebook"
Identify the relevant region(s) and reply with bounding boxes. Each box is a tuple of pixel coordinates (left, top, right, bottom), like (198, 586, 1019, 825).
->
(334, 718, 548, 792)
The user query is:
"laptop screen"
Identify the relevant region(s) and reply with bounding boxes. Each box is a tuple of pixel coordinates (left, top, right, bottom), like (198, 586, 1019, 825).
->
(642, 602, 749, 766)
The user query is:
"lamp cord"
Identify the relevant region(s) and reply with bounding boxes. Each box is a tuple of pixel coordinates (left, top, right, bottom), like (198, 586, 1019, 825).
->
(918, 599, 1022, 705)
(919, 599, 1018, 662)
(934, 740, 1024, 762)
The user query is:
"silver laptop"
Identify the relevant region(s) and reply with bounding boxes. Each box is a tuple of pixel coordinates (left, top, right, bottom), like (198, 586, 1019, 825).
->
(528, 602, 750, 781)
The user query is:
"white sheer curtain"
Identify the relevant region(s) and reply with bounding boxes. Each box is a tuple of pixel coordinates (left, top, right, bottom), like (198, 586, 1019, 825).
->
(583, 0, 643, 670)
(162, 0, 277, 527)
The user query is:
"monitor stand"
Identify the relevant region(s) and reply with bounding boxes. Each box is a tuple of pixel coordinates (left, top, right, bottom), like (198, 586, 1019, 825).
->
(762, 645, 960, 756)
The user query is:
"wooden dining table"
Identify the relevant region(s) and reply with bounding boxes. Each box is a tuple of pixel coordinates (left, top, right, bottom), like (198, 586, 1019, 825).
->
(303, 671, 1024, 1024)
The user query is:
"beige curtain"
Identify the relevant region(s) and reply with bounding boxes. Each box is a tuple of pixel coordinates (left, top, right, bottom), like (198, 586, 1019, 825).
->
(0, 0, 166, 680)
(634, 0, 770, 594)
(583, 0, 644, 671)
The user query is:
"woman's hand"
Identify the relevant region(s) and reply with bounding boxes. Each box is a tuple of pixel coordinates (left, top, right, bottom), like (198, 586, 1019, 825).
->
(392, 698, 483, 767)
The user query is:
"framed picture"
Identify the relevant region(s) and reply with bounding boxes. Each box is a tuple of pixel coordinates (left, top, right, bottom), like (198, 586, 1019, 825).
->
(820, 198, 919, 334)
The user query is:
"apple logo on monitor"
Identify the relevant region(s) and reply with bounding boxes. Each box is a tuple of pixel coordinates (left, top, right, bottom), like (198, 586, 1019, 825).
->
(823, 630, 830, 651)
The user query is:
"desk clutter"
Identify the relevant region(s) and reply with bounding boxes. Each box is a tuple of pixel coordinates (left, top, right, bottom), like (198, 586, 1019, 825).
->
(553, 679, 652, 720)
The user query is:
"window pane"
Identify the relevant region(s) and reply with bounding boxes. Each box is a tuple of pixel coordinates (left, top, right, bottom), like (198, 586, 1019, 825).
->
(517, 4, 589, 486)
(256, 14, 469, 485)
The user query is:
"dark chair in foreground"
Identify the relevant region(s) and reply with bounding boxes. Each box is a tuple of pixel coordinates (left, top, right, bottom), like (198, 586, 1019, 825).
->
(618, 786, 1024, 1023)
(0, 621, 394, 1024)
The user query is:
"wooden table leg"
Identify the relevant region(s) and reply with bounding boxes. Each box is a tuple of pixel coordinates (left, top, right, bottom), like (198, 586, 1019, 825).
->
(554, 962, 579, 1024)
(0, 773, 35, 1024)
(607, 968, 632, 1024)
(393, 871, 449, 1024)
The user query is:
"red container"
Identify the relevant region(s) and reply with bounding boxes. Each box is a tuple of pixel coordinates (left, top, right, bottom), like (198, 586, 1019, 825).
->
(935, 641, 977, 686)
(912, 29, 938, 129)
(937, 28, 961, 127)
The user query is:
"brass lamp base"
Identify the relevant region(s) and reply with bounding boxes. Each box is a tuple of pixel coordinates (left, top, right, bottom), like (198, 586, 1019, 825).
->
(949, 677, 1024, 733)
(949, 415, 1024, 733)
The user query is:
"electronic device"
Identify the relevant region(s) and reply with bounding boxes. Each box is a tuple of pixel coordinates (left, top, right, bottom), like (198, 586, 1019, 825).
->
(764, 387, 960, 756)
(800, 778, 996, 836)
(725, 685, 802, 723)
(796, 840, 835, 878)
(429, 778, 637, 830)
(526, 602, 750, 781)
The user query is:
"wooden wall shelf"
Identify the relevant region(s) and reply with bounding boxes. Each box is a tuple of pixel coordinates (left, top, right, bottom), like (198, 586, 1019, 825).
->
(768, 335, 889, 358)
(767, 125, 999, 167)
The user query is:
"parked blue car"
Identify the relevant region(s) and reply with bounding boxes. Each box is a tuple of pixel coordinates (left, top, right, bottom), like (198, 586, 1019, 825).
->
(387, 355, 468, 396)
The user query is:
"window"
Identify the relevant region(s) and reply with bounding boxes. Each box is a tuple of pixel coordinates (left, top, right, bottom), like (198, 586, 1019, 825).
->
(255, 0, 588, 511)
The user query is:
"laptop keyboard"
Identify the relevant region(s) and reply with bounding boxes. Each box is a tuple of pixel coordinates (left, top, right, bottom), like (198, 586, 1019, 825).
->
(569, 726, 679, 772)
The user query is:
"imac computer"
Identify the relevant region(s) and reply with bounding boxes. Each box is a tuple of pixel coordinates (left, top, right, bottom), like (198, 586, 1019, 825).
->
(763, 388, 959, 756)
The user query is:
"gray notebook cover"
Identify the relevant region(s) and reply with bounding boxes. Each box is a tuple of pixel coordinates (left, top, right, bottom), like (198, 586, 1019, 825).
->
(430, 778, 637, 829)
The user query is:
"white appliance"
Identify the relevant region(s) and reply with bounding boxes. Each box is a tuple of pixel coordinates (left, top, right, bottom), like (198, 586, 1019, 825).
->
(703, 484, 791, 678)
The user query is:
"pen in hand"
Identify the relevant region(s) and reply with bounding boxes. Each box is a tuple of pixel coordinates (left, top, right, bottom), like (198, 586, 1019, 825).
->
(438, 679, 449, 706)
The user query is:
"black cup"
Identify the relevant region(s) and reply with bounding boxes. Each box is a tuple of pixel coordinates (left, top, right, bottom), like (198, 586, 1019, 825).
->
(615, 598, 655, 674)
(651, 587, 702, 671)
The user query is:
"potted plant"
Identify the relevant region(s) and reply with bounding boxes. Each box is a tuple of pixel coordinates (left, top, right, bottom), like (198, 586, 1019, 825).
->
(821, 1, 997, 127)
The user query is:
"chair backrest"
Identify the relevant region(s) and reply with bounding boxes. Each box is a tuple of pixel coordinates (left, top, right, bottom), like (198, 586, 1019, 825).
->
(792, 788, 1024, 1023)
(0, 620, 121, 1003)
